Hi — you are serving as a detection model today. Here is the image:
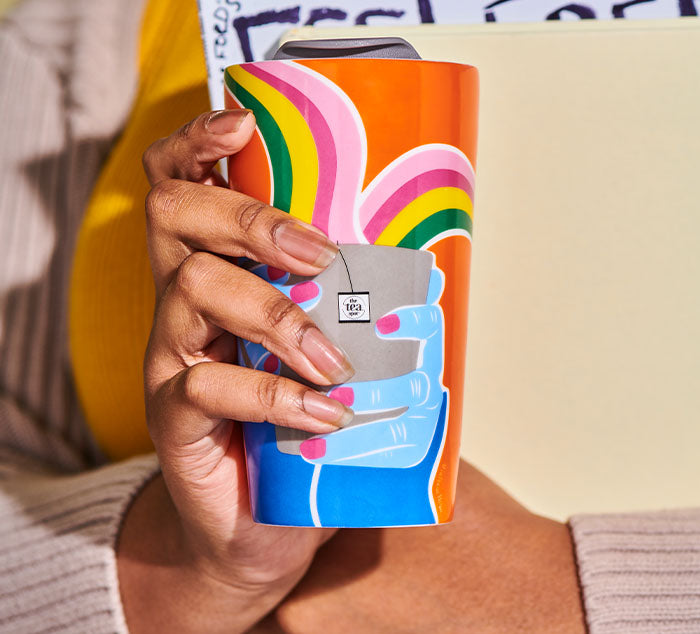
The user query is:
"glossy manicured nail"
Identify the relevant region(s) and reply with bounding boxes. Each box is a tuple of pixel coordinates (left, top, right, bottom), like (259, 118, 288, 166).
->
(275, 222, 338, 268)
(303, 391, 353, 427)
(329, 387, 354, 407)
(290, 281, 319, 304)
(301, 328, 355, 384)
(376, 314, 400, 335)
(206, 109, 252, 134)
(300, 437, 326, 460)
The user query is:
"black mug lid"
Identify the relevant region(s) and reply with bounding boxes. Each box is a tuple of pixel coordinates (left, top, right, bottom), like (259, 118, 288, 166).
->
(273, 37, 422, 60)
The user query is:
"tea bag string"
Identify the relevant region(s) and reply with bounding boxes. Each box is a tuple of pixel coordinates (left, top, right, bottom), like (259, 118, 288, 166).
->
(337, 244, 354, 293)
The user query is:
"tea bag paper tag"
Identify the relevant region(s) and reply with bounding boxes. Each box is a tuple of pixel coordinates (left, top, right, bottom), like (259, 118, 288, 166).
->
(338, 292, 370, 323)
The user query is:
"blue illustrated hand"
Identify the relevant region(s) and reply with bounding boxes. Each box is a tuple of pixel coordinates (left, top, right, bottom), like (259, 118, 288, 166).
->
(238, 264, 322, 374)
(300, 268, 446, 469)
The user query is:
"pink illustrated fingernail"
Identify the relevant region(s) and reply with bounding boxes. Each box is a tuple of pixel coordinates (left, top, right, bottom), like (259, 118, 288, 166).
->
(376, 314, 400, 334)
(300, 438, 326, 460)
(329, 387, 354, 407)
(263, 355, 280, 374)
(290, 281, 319, 305)
(267, 267, 286, 281)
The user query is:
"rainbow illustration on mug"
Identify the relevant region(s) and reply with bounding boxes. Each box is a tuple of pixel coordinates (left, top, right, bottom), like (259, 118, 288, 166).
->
(225, 61, 473, 248)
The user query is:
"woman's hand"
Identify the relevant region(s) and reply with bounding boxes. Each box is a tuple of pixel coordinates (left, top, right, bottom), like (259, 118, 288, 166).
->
(118, 109, 354, 633)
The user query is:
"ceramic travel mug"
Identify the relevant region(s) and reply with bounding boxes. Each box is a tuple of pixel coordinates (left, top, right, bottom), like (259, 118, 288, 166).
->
(225, 38, 478, 527)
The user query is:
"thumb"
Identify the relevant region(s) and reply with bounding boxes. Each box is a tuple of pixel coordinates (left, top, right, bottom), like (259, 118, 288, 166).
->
(142, 109, 256, 186)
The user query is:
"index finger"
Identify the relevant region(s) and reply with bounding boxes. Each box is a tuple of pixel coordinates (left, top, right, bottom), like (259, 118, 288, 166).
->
(145, 180, 338, 295)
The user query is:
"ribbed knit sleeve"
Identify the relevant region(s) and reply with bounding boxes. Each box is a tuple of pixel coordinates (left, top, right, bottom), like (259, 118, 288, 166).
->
(570, 510, 700, 633)
(0, 1, 159, 631)
(0, 444, 159, 633)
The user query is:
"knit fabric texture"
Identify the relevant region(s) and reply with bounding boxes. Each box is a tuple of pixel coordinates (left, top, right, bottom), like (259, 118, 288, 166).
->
(571, 510, 700, 633)
(0, 441, 158, 633)
(0, 1, 159, 632)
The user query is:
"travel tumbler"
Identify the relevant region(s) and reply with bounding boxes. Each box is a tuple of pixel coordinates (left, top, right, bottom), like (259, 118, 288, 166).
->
(225, 37, 478, 527)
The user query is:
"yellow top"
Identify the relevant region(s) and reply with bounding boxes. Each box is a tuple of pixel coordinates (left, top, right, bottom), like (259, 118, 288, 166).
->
(69, 0, 208, 459)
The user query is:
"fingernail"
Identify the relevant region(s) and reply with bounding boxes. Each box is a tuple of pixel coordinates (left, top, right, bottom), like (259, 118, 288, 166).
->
(290, 281, 319, 305)
(267, 267, 286, 281)
(376, 314, 400, 335)
(275, 222, 338, 268)
(329, 387, 354, 407)
(303, 391, 354, 427)
(263, 354, 280, 374)
(301, 328, 355, 384)
(300, 437, 326, 460)
(206, 109, 252, 135)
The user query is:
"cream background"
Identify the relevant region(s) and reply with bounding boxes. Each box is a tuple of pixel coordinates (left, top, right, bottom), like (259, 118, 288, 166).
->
(283, 19, 700, 521)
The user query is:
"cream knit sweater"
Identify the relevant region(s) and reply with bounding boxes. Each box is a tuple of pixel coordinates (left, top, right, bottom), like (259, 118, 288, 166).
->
(0, 1, 699, 632)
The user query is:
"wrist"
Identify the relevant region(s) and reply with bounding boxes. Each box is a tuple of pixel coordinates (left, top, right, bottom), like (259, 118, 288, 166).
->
(117, 474, 291, 633)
